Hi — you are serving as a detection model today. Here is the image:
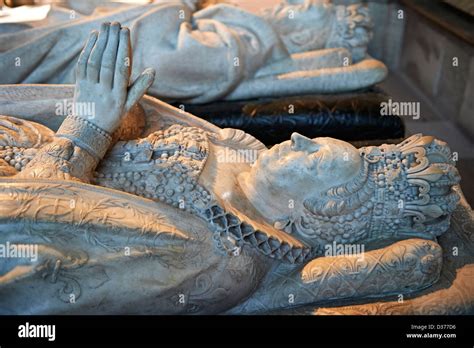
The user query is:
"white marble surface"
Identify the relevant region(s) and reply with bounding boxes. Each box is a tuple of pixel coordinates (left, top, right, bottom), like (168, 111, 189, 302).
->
(0, 0, 387, 103)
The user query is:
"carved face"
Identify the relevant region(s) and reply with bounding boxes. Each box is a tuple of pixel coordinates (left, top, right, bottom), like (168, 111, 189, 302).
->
(263, 0, 335, 54)
(253, 133, 362, 202)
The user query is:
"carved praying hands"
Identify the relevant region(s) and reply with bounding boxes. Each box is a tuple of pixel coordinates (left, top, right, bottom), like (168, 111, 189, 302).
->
(17, 23, 155, 182)
(75, 22, 155, 133)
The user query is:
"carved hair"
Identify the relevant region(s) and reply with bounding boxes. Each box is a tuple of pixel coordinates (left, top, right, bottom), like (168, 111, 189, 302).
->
(262, 0, 337, 54)
(326, 4, 373, 62)
(263, 1, 373, 60)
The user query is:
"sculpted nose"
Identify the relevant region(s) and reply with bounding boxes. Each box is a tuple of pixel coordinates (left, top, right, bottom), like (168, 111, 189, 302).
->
(290, 133, 320, 152)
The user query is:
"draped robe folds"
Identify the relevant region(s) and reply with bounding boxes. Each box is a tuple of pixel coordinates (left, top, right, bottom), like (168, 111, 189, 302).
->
(0, 1, 387, 103)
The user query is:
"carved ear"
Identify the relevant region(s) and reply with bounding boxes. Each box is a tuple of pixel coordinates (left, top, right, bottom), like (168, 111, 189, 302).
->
(303, 197, 346, 217)
(289, 28, 313, 48)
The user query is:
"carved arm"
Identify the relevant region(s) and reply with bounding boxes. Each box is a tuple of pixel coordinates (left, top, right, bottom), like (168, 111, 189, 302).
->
(234, 238, 442, 313)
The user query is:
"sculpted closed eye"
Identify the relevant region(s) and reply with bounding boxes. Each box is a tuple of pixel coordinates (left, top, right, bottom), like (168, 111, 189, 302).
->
(310, 150, 322, 160)
(306, 151, 322, 170)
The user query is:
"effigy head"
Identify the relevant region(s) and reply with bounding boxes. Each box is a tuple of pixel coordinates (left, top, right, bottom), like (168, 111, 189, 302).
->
(263, 0, 373, 61)
(254, 133, 362, 201)
(253, 134, 460, 252)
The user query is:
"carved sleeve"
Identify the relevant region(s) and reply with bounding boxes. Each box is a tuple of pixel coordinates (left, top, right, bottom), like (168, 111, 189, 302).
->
(232, 238, 443, 313)
(17, 115, 112, 183)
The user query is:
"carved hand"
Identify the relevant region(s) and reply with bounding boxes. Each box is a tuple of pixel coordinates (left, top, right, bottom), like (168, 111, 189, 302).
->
(74, 22, 155, 133)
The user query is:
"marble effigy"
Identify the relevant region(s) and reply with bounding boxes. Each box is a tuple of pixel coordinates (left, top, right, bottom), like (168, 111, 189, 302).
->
(0, 0, 387, 103)
(0, 22, 472, 315)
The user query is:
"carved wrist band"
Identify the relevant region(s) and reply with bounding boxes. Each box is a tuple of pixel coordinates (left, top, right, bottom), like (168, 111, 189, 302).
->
(56, 115, 112, 162)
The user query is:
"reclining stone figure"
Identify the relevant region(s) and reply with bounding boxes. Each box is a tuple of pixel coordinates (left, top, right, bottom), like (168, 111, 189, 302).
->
(0, 23, 461, 314)
(0, 0, 387, 103)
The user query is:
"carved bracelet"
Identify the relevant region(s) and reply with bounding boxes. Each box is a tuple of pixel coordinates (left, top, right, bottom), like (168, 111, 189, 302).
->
(56, 115, 112, 162)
